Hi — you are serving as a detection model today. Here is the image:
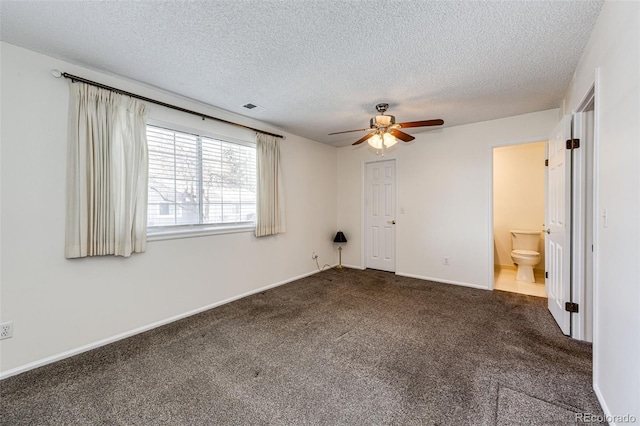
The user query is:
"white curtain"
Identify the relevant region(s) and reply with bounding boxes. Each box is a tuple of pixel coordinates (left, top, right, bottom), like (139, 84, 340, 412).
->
(255, 133, 285, 237)
(65, 83, 148, 258)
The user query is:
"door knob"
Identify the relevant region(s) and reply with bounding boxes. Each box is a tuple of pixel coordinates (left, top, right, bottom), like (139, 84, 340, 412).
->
(388, 220, 396, 225)
(546, 228, 551, 234)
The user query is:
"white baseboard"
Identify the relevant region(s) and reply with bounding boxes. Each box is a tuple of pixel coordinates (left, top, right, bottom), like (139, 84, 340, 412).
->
(495, 264, 517, 271)
(0, 268, 323, 380)
(342, 264, 365, 270)
(395, 272, 489, 290)
(495, 264, 545, 274)
(339, 267, 489, 290)
(593, 383, 616, 425)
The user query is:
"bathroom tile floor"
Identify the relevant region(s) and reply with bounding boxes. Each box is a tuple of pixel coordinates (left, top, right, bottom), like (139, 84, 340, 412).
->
(494, 267, 547, 298)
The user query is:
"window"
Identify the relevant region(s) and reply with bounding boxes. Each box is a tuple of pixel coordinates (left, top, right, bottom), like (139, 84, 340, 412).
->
(158, 203, 170, 216)
(147, 125, 256, 236)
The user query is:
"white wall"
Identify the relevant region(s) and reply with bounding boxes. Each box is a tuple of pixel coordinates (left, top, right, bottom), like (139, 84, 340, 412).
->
(493, 142, 546, 271)
(337, 109, 558, 289)
(562, 2, 640, 421)
(0, 43, 337, 375)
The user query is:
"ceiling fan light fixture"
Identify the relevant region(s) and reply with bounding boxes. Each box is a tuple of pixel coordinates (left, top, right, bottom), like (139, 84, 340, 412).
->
(333, 103, 443, 148)
(367, 132, 397, 151)
(383, 132, 397, 147)
(368, 133, 383, 149)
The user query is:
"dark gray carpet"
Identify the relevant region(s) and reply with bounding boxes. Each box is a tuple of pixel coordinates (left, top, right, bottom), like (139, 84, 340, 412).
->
(1, 268, 604, 425)
(495, 385, 581, 426)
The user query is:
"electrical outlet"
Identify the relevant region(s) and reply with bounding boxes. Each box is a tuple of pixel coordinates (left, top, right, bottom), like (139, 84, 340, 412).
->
(443, 256, 450, 266)
(1, 322, 13, 340)
(312, 252, 318, 260)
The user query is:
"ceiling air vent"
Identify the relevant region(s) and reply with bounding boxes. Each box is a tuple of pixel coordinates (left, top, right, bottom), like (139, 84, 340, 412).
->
(242, 103, 266, 113)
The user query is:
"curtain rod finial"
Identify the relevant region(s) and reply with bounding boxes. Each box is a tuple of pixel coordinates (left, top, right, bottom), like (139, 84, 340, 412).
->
(51, 69, 62, 78)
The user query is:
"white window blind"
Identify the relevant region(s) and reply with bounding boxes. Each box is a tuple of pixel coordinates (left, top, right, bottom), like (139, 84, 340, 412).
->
(147, 125, 256, 232)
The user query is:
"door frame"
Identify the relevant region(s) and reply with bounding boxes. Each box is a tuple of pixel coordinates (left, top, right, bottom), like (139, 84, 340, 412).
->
(488, 137, 550, 291)
(571, 76, 599, 344)
(487, 76, 599, 345)
(361, 157, 398, 271)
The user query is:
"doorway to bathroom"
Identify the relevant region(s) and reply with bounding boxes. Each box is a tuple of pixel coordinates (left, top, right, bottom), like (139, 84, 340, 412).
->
(488, 86, 596, 342)
(492, 142, 547, 297)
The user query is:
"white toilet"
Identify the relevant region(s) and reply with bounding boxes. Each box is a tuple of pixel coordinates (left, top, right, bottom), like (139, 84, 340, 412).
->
(510, 230, 542, 283)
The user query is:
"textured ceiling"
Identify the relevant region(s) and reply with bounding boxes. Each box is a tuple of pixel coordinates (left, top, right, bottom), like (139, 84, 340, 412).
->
(1, 1, 603, 146)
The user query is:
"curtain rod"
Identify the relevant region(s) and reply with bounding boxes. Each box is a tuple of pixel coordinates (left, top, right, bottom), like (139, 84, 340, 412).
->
(56, 71, 284, 139)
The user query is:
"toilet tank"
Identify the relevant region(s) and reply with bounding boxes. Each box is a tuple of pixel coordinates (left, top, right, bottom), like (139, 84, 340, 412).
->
(510, 230, 541, 251)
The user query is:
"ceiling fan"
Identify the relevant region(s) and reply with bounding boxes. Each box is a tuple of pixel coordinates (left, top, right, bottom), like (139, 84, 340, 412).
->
(329, 103, 444, 150)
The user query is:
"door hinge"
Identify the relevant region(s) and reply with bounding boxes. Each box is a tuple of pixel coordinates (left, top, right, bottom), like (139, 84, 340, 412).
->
(545, 271, 548, 279)
(565, 302, 579, 313)
(545, 159, 549, 166)
(566, 138, 580, 149)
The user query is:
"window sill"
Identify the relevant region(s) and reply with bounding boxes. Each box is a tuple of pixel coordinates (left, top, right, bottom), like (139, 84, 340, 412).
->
(147, 224, 255, 242)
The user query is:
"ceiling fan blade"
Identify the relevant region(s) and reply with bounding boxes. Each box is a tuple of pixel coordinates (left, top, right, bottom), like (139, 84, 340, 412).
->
(389, 129, 415, 142)
(329, 128, 370, 135)
(398, 119, 444, 129)
(353, 133, 375, 146)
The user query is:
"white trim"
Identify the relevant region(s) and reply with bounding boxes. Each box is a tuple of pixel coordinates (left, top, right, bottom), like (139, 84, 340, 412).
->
(360, 160, 366, 269)
(488, 136, 550, 292)
(593, 384, 616, 426)
(496, 265, 517, 271)
(342, 264, 365, 270)
(145, 120, 257, 241)
(488, 147, 495, 290)
(563, 69, 601, 388)
(396, 272, 489, 290)
(570, 82, 596, 343)
(0, 268, 324, 380)
(571, 111, 586, 341)
(147, 224, 254, 241)
(394, 157, 400, 272)
(313, 263, 339, 272)
(591, 68, 601, 396)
